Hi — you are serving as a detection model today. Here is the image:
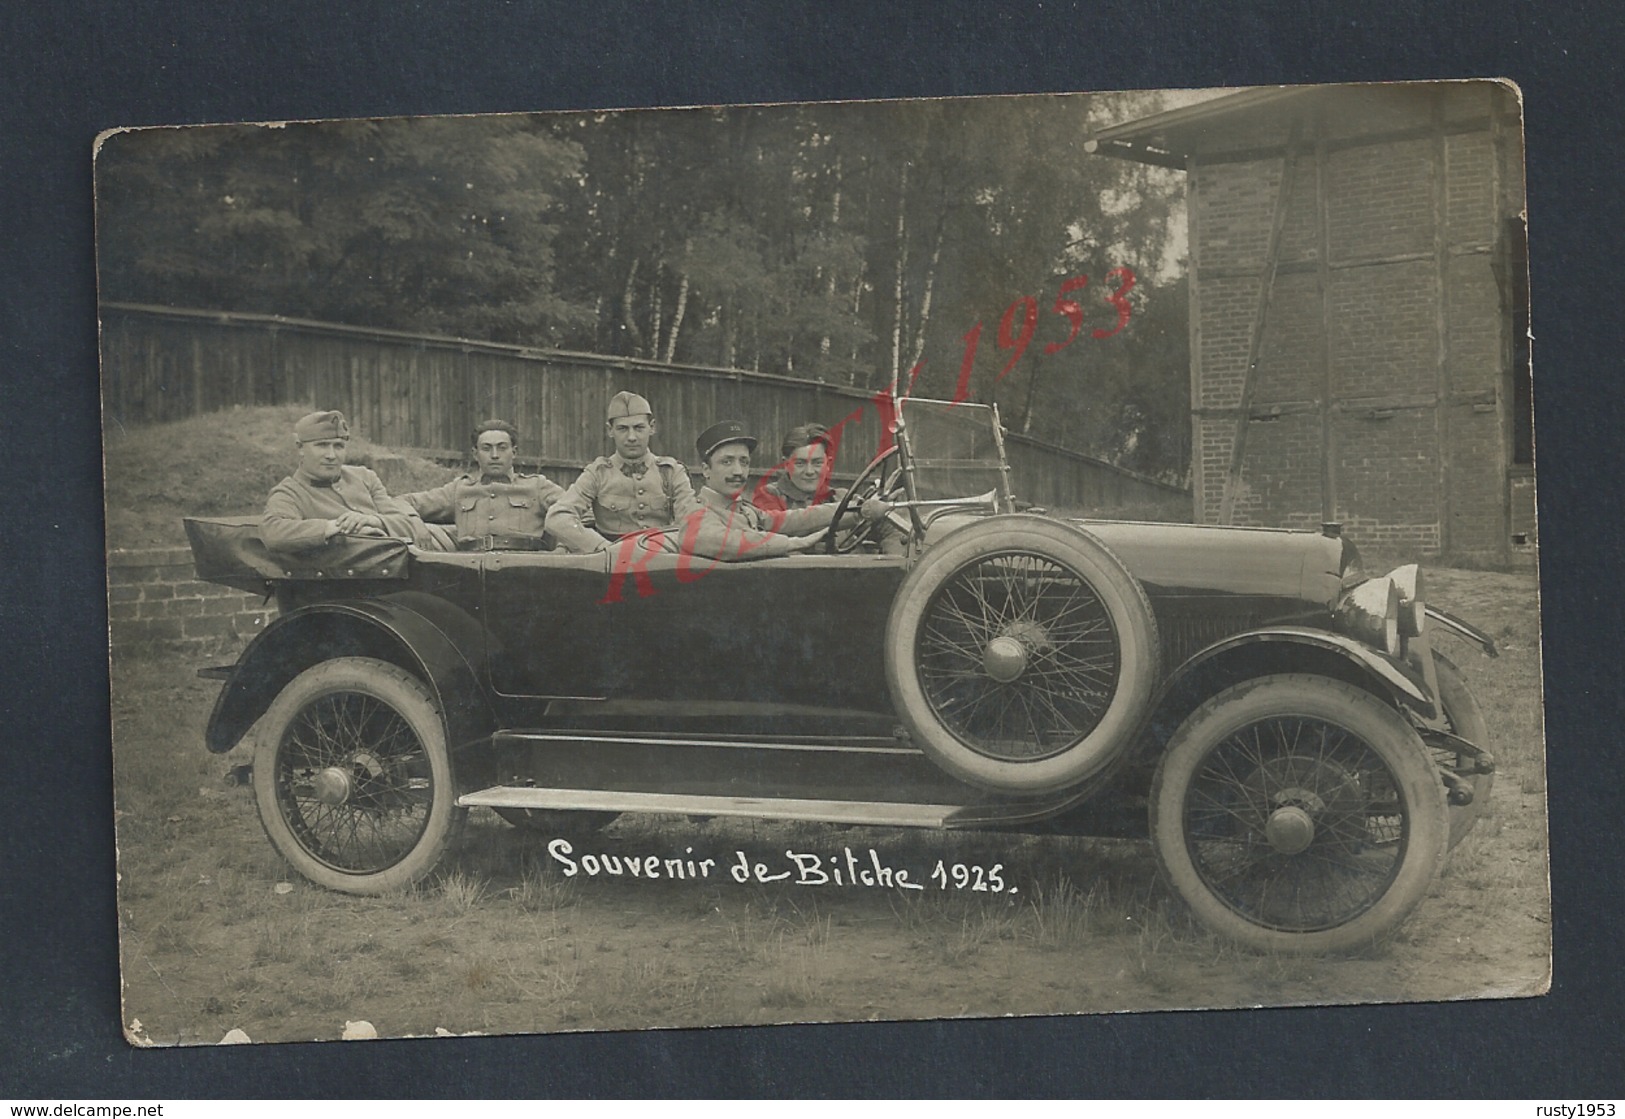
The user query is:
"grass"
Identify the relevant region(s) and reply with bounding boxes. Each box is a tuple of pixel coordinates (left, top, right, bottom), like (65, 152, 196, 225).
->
(109, 557, 1551, 1042)
(103, 405, 458, 551)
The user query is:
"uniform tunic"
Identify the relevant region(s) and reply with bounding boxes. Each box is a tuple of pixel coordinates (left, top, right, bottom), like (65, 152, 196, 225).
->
(402, 471, 565, 548)
(261, 466, 454, 553)
(680, 485, 837, 561)
(752, 474, 832, 514)
(546, 453, 700, 553)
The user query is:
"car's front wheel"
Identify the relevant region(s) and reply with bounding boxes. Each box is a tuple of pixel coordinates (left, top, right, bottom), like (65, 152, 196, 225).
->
(1150, 674, 1449, 954)
(254, 657, 464, 894)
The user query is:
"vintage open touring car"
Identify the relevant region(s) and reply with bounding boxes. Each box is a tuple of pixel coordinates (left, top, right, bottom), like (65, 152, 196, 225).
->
(184, 396, 1497, 953)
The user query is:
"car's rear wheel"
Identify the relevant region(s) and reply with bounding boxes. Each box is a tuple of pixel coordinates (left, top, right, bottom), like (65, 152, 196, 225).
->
(1431, 651, 1493, 849)
(1150, 674, 1449, 954)
(254, 657, 464, 894)
(885, 515, 1158, 793)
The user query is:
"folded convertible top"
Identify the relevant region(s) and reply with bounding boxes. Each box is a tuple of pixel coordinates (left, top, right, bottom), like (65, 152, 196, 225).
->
(183, 515, 412, 593)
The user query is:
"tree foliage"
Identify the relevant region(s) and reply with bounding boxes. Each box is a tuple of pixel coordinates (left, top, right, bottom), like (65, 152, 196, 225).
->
(96, 94, 1192, 478)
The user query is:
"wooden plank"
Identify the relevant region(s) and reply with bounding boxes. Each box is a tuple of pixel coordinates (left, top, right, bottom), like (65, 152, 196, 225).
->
(1218, 123, 1303, 524)
(1187, 154, 1205, 521)
(98, 303, 1190, 513)
(1316, 128, 1336, 523)
(1432, 96, 1453, 554)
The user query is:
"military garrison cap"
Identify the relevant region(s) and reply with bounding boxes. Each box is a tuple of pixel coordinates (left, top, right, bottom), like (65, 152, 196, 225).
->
(294, 410, 350, 442)
(696, 419, 757, 460)
(606, 391, 653, 421)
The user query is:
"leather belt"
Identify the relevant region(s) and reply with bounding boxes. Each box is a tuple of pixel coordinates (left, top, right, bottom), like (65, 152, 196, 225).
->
(457, 533, 552, 552)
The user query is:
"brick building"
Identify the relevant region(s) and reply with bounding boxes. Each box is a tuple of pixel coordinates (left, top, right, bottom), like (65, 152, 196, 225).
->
(1088, 82, 1531, 562)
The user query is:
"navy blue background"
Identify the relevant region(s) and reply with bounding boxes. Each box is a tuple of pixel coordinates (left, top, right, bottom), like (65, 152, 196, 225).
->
(2, 1, 1618, 1097)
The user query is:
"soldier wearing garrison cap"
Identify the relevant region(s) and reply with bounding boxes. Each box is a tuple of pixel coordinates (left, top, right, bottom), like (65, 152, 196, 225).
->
(400, 418, 566, 551)
(545, 390, 701, 554)
(261, 410, 453, 553)
(678, 420, 844, 562)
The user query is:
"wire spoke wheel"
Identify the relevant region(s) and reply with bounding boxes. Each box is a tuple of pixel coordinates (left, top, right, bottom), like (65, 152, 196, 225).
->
(276, 691, 434, 873)
(917, 551, 1121, 761)
(1152, 675, 1449, 954)
(255, 657, 463, 894)
(886, 516, 1157, 793)
(1182, 717, 1404, 932)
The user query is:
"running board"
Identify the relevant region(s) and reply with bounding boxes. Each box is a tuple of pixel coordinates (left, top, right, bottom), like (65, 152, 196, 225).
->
(487, 727, 982, 806)
(459, 785, 964, 828)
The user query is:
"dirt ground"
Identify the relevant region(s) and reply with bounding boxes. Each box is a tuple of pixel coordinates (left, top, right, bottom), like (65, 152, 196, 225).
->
(112, 567, 1551, 1046)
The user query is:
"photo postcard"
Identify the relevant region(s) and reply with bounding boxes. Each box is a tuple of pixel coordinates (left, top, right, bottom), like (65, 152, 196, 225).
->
(97, 80, 1549, 1045)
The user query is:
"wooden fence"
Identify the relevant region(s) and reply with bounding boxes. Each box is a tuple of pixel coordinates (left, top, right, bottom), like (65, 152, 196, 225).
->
(99, 303, 1190, 515)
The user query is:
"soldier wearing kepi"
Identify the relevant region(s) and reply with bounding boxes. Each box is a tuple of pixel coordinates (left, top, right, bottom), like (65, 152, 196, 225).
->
(681, 420, 844, 562)
(546, 390, 700, 554)
(400, 419, 565, 551)
(260, 410, 453, 553)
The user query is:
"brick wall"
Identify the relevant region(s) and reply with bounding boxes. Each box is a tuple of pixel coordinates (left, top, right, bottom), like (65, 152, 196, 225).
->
(107, 546, 275, 656)
(1190, 99, 1518, 563)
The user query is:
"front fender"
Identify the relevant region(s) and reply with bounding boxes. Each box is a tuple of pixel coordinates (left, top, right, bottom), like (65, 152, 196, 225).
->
(205, 592, 493, 761)
(1158, 626, 1436, 720)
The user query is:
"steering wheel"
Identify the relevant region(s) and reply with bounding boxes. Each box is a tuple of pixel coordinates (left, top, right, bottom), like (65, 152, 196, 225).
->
(825, 446, 906, 554)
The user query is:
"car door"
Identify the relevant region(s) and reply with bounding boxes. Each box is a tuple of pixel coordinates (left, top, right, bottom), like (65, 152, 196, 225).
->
(482, 546, 905, 713)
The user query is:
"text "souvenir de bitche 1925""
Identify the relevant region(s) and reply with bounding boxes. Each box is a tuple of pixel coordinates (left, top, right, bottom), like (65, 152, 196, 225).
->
(546, 839, 1015, 893)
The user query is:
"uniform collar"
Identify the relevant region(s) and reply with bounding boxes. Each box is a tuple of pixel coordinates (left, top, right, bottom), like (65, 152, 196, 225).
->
(698, 485, 738, 511)
(295, 464, 349, 489)
(779, 477, 818, 503)
(613, 453, 654, 477)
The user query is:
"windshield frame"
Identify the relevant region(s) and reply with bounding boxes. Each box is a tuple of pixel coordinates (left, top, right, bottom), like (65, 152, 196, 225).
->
(890, 394, 1018, 528)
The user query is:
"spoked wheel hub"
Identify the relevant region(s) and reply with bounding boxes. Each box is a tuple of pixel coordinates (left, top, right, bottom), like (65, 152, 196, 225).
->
(1242, 756, 1366, 856)
(980, 620, 1051, 684)
(1263, 804, 1316, 855)
(311, 766, 355, 806)
(308, 750, 390, 806)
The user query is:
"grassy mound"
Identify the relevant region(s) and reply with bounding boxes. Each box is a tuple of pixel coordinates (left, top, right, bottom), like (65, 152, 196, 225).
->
(103, 405, 457, 550)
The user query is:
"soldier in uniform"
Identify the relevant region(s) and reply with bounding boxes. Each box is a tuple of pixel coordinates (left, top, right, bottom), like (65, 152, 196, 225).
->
(753, 422, 839, 514)
(400, 419, 565, 551)
(680, 420, 852, 562)
(545, 391, 701, 554)
(261, 410, 453, 553)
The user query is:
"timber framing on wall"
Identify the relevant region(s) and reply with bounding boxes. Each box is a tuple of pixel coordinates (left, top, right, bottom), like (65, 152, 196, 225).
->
(1087, 81, 1530, 563)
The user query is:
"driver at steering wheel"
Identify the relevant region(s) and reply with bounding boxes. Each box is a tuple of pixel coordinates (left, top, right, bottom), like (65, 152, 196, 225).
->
(681, 421, 857, 561)
(752, 423, 840, 514)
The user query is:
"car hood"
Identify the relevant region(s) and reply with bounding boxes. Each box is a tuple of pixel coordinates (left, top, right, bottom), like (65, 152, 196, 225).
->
(1069, 518, 1352, 606)
(922, 512, 1351, 607)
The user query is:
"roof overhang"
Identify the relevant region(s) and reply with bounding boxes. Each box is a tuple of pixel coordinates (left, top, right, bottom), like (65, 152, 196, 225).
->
(1083, 82, 1513, 169)
(1083, 87, 1311, 169)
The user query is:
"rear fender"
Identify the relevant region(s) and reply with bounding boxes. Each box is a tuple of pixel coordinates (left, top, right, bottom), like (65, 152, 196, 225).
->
(205, 593, 493, 770)
(1145, 627, 1435, 751)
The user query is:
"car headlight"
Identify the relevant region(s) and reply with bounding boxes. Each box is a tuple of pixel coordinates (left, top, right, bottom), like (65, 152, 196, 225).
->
(1335, 576, 1402, 657)
(1387, 563, 1427, 638)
